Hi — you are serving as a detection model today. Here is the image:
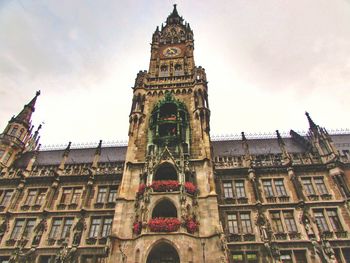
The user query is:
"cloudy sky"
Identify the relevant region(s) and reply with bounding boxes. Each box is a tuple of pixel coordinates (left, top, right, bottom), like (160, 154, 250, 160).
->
(1, 0, 350, 147)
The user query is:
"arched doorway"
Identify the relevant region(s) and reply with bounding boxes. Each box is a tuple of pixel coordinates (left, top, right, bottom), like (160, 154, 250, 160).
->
(146, 242, 180, 263)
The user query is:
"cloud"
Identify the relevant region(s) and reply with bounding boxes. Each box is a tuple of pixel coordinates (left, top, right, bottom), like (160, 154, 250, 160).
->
(0, 0, 350, 145)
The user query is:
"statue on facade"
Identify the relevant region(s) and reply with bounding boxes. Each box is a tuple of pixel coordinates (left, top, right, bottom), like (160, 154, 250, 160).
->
(32, 218, 47, 246)
(72, 216, 86, 246)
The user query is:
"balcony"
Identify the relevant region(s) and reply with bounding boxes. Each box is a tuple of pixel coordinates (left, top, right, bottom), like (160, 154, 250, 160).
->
(148, 217, 181, 232)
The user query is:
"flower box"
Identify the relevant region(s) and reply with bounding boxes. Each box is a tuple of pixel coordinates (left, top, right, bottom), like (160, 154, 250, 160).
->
(184, 182, 197, 195)
(137, 184, 146, 197)
(148, 217, 181, 232)
(151, 180, 180, 192)
(184, 218, 199, 234)
(133, 222, 142, 235)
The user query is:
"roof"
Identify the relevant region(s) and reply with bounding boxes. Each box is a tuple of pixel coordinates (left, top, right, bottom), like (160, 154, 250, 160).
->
(12, 134, 350, 168)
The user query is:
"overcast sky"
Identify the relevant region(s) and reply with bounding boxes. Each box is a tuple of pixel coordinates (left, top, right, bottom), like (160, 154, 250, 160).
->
(1, 0, 350, 147)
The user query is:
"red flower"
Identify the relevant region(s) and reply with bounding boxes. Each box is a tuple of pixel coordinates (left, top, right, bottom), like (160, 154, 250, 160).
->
(133, 222, 142, 235)
(151, 180, 180, 192)
(148, 217, 181, 232)
(137, 184, 146, 196)
(184, 182, 197, 195)
(185, 218, 199, 234)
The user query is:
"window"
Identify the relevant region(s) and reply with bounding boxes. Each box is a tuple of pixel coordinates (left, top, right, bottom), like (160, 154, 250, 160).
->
(234, 181, 246, 198)
(271, 211, 284, 232)
(39, 256, 56, 263)
(96, 186, 118, 203)
(270, 210, 297, 233)
(0, 190, 13, 206)
(2, 152, 12, 165)
(274, 179, 287, 196)
(0, 257, 10, 263)
(280, 250, 307, 263)
(263, 179, 287, 198)
(97, 187, 107, 203)
(301, 178, 316, 195)
(82, 255, 106, 263)
(108, 187, 117, 203)
(10, 126, 18, 136)
(227, 213, 252, 234)
(327, 210, 343, 231)
(232, 252, 258, 263)
(60, 187, 83, 205)
(71, 188, 82, 204)
(89, 217, 113, 239)
(10, 218, 36, 239)
(49, 218, 74, 239)
(263, 180, 274, 197)
(314, 178, 328, 195)
(283, 211, 297, 232)
(223, 182, 234, 198)
(24, 189, 47, 206)
(314, 211, 329, 232)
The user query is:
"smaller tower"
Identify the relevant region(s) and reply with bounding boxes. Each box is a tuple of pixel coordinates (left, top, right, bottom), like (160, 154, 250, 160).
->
(0, 91, 41, 169)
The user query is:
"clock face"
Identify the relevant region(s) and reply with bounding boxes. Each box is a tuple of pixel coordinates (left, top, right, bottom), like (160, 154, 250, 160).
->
(163, 46, 181, 57)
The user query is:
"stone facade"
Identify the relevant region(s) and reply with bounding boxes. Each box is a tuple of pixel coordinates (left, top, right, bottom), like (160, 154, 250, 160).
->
(0, 4, 350, 263)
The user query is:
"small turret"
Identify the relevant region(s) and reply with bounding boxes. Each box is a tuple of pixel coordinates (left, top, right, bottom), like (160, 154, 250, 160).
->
(0, 91, 41, 169)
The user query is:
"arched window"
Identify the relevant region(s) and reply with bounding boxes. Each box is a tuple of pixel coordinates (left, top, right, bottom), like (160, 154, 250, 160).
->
(10, 126, 18, 136)
(154, 163, 177, 181)
(135, 249, 140, 263)
(147, 242, 180, 263)
(160, 65, 169, 77)
(152, 199, 177, 218)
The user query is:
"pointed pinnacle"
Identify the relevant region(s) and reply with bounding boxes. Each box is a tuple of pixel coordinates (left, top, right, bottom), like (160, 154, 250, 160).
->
(305, 111, 317, 130)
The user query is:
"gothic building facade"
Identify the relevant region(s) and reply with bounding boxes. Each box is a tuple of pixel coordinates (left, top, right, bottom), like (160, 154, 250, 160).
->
(0, 5, 350, 263)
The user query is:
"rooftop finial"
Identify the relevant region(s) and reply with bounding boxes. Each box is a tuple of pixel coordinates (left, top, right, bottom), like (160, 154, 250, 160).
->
(305, 111, 317, 131)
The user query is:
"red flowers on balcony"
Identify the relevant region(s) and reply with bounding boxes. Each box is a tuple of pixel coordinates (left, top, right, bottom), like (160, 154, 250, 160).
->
(151, 180, 180, 192)
(184, 218, 199, 234)
(184, 182, 197, 195)
(148, 217, 181, 232)
(133, 222, 142, 235)
(137, 184, 146, 196)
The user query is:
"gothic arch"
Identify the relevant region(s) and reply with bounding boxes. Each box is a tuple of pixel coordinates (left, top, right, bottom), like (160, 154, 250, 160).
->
(146, 239, 180, 263)
(151, 198, 178, 218)
(154, 162, 178, 181)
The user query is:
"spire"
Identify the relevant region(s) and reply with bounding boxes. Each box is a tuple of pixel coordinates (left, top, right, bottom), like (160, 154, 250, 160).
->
(11, 91, 41, 128)
(166, 4, 184, 25)
(305, 111, 317, 132)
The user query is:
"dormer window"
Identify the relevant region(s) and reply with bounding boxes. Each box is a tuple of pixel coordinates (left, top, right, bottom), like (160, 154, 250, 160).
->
(10, 126, 18, 136)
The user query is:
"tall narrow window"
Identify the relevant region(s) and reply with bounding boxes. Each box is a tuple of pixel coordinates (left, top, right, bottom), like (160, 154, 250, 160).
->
(234, 181, 246, 198)
(36, 189, 47, 205)
(10, 127, 18, 136)
(101, 218, 113, 238)
(227, 214, 238, 234)
(223, 182, 234, 198)
(89, 218, 101, 238)
(327, 210, 343, 231)
(280, 252, 293, 263)
(61, 218, 73, 238)
(271, 212, 284, 232)
(314, 211, 329, 232)
(23, 219, 36, 237)
(240, 213, 252, 233)
(97, 187, 107, 203)
(263, 180, 274, 197)
(314, 178, 328, 195)
(108, 187, 117, 203)
(274, 179, 287, 196)
(71, 188, 82, 204)
(283, 211, 297, 232)
(60, 189, 72, 204)
(301, 178, 315, 195)
(49, 219, 62, 239)
(11, 219, 25, 239)
(25, 190, 37, 205)
(0, 190, 13, 206)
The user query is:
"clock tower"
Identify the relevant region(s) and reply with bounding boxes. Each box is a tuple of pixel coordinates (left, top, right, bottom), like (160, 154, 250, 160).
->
(109, 5, 227, 262)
